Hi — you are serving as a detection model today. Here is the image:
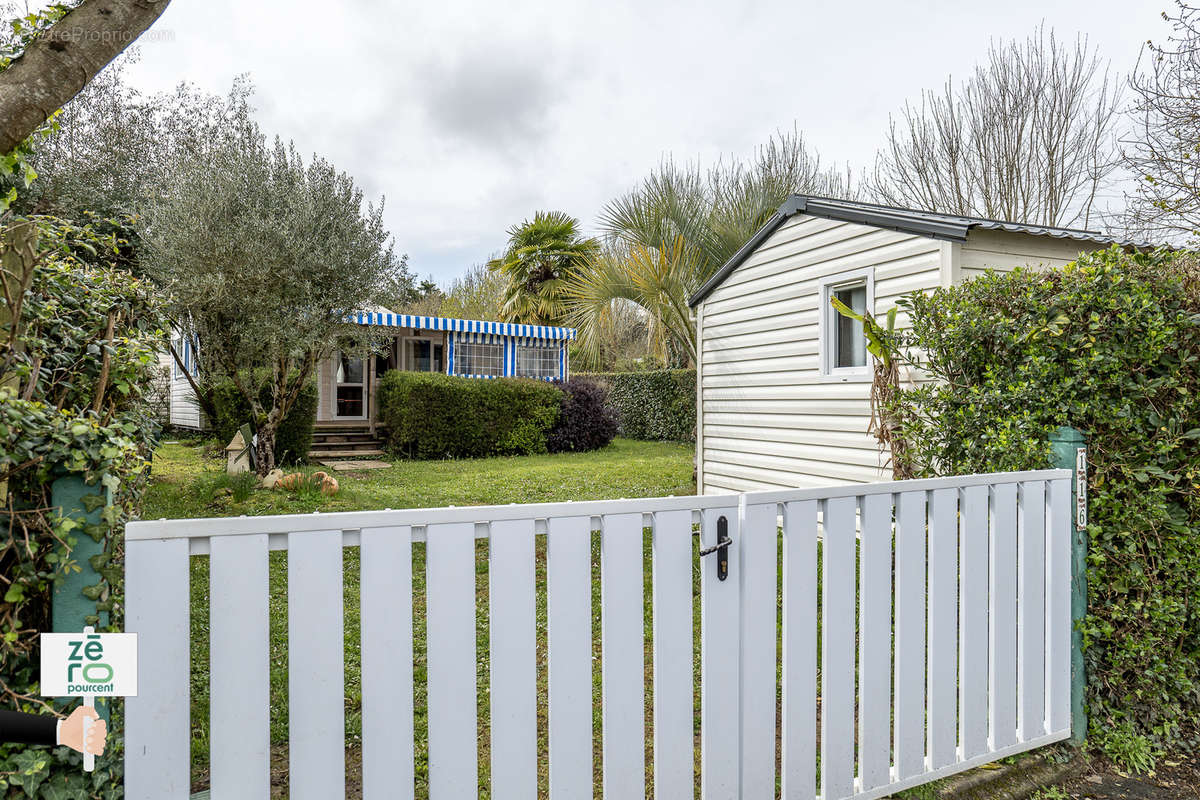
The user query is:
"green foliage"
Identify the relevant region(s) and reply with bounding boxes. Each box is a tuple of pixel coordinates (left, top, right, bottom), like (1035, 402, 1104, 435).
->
(0, 2, 76, 213)
(582, 369, 695, 441)
(1032, 788, 1070, 800)
(891, 246, 1200, 767)
(487, 211, 598, 326)
(211, 380, 317, 465)
(1, 215, 165, 798)
(1098, 721, 1159, 774)
(189, 469, 259, 506)
(139, 96, 402, 473)
(376, 371, 562, 459)
(567, 131, 855, 367)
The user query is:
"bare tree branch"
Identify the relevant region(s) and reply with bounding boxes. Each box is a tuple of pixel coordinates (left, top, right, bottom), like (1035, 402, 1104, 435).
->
(873, 26, 1121, 228)
(1123, 2, 1200, 242)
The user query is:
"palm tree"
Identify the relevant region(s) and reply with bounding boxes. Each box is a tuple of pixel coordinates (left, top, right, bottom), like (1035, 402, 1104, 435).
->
(567, 129, 855, 367)
(487, 211, 599, 326)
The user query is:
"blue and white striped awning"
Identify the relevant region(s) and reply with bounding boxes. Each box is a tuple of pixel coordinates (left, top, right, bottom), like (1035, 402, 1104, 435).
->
(351, 312, 576, 341)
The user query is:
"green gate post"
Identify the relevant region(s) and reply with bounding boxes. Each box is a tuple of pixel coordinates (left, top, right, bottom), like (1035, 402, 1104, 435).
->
(50, 474, 111, 723)
(1050, 426, 1088, 745)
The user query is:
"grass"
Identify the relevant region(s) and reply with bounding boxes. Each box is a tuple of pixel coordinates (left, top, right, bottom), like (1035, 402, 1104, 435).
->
(142, 438, 697, 798)
(144, 437, 695, 520)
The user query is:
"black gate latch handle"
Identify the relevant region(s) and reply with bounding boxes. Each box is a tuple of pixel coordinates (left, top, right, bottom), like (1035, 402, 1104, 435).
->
(699, 515, 730, 581)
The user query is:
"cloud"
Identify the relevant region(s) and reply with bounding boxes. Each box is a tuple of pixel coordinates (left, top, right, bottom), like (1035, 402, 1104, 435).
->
(416, 48, 562, 155)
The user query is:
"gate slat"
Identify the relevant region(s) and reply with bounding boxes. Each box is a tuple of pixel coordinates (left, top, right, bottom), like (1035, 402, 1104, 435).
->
(990, 483, 1019, 749)
(740, 502, 778, 799)
(547, 515, 594, 799)
(928, 488, 958, 769)
(210, 533, 269, 798)
(895, 489, 927, 779)
(859, 493, 892, 791)
(1018, 481, 1047, 741)
(701, 505, 740, 800)
(489, 519, 537, 800)
(652, 509, 694, 799)
(125, 538, 190, 800)
(288, 530, 345, 799)
(361, 526, 414, 800)
(959, 486, 989, 760)
(781, 500, 817, 800)
(601, 512, 645, 800)
(426, 521, 479, 798)
(1047, 478, 1072, 735)
(821, 496, 857, 800)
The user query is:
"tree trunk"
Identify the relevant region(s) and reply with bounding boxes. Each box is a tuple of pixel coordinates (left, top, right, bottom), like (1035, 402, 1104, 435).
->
(0, 0, 172, 155)
(254, 421, 277, 477)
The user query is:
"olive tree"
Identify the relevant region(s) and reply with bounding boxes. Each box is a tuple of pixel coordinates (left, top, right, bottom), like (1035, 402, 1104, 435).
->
(141, 114, 404, 474)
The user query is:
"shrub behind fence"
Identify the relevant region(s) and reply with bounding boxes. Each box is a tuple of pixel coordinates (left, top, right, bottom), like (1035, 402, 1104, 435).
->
(377, 371, 562, 459)
(211, 380, 318, 465)
(580, 369, 696, 442)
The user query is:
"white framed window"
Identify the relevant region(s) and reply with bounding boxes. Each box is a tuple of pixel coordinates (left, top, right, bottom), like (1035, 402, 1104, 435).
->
(455, 342, 503, 376)
(402, 337, 445, 373)
(514, 344, 560, 380)
(819, 267, 875, 378)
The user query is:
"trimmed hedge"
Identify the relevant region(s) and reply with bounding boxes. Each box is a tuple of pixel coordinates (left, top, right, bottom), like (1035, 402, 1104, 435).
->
(547, 378, 618, 453)
(892, 247, 1200, 769)
(377, 371, 562, 459)
(211, 380, 318, 465)
(580, 369, 695, 441)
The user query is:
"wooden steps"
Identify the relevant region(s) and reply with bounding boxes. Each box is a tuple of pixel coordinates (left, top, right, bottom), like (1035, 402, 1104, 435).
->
(308, 424, 387, 460)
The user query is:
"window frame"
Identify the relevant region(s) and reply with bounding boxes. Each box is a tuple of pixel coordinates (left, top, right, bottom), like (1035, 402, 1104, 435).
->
(818, 266, 875, 380)
(401, 336, 445, 373)
(514, 343, 561, 380)
(453, 340, 504, 377)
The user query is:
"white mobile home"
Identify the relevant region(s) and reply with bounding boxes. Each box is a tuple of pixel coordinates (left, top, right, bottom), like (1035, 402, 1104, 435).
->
(689, 195, 1154, 494)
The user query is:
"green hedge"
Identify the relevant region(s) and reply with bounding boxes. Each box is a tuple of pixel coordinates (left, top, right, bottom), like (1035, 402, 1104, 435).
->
(211, 380, 318, 465)
(580, 369, 695, 441)
(892, 247, 1200, 770)
(377, 371, 562, 459)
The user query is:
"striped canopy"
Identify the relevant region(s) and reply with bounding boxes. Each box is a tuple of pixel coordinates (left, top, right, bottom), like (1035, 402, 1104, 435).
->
(352, 312, 576, 341)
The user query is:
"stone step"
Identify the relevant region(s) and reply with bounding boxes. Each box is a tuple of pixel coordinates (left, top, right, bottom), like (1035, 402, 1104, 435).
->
(307, 448, 387, 459)
(309, 431, 374, 443)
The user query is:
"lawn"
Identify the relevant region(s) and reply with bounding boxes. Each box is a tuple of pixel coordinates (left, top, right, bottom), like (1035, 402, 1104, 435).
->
(144, 437, 695, 520)
(142, 437, 697, 798)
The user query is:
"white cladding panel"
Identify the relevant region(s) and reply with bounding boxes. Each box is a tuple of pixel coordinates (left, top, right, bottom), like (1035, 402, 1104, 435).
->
(697, 214, 942, 493)
(960, 230, 1103, 279)
(698, 219, 1119, 493)
(168, 375, 204, 430)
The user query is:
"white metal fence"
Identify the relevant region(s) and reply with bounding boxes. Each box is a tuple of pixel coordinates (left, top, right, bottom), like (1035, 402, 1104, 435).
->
(124, 469, 1073, 799)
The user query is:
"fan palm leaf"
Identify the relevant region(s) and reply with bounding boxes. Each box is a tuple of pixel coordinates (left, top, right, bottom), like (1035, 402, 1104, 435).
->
(488, 210, 599, 325)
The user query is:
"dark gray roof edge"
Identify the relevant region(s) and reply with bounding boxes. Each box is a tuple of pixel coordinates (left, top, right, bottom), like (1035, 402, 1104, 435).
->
(687, 194, 1161, 308)
(688, 196, 970, 308)
(688, 209, 791, 308)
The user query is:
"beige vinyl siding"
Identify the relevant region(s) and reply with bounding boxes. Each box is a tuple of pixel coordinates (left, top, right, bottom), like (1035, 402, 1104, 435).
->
(697, 214, 943, 493)
(168, 375, 204, 429)
(960, 229, 1101, 279)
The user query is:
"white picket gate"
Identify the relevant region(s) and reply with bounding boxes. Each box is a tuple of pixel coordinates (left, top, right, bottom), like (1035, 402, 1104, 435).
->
(124, 468, 1073, 800)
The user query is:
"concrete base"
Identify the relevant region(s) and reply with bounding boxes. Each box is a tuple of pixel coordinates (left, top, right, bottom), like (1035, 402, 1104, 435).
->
(322, 460, 391, 471)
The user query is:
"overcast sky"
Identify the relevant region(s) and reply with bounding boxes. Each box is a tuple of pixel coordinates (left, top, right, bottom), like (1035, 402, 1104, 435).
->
(102, 0, 1169, 284)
